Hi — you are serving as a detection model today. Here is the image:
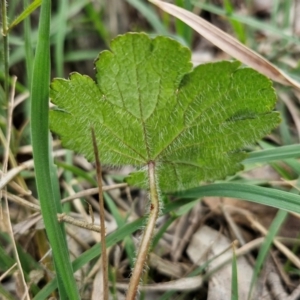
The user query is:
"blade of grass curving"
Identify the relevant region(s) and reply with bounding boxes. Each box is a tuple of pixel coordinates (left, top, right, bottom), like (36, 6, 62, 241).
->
(243, 144, 300, 165)
(126, 0, 168, 34)
(248, 209, 288, 300)
(278, 101, 294, 145)
(174, 0, 193, 46)
(55, 161, 97, 185)
(0, 284, 17, 300)
(85, 2, 109, 46)
(0, 245, 15, 271)
(30, 1, 79, 299)
(223, 0, 246, 43)
(271, 161, 296, 180)
(151, 215, 177, 250)
(7, 0, 41, 32)
(48, 135, 69, 298)
(173, 183, 300, 213)
(149, 0, 300, 89)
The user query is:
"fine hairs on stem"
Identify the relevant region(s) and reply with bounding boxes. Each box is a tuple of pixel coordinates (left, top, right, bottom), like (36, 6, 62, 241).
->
(126, 161, 160, 300)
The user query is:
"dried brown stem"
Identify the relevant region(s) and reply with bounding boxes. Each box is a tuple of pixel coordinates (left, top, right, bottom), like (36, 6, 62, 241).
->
(91, 127, 109, 300)
(57, 213, 101, 233)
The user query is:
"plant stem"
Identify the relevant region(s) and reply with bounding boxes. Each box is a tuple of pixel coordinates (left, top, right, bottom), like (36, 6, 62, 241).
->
(126, 161, 160, 300)
(91, 127, 109, 300)
(1, 0, 9, 102)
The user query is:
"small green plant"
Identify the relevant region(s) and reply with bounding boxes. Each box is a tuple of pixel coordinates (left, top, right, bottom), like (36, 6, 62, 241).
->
(49, 32, 280, 299)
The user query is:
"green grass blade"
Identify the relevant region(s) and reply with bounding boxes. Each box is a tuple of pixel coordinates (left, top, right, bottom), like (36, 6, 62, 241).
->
(270, 0, 280, 27)
(0, 244, 15, 271)
(55, 161, 97, 185)
(84, 2, 109, 45)
(104, 192, 137, 267)
(174, 0, 193, 46)
(54, 0, 68, 77)
(278, 101, 294, 145)
(23, 0, 34, 142)
(151, 215, 177, 250)
(30, 1, 79, 298)
(174, 183, 300, 213)
(248, 209, 288, 299)
(8, 0, 41, 32)
(282, 0, 293, 28)
(126, 0, 168, 34)
(223, 0, 246, 43)
(64, 50, 101, 62)
(0, 284, 17, 300)
(23, 0, 34, 87)
(48, 136, 70, 298)
(243, 144, 300, 165)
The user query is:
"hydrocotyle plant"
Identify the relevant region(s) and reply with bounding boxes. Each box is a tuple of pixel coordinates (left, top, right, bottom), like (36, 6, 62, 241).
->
(49, 32, 280, 299)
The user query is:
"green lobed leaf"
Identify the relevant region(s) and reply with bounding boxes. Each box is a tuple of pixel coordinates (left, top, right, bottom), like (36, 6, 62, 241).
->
(50, 32, 280, 192)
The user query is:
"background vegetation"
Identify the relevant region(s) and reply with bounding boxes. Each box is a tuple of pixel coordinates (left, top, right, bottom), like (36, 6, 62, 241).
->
(1, 0, 300, 299)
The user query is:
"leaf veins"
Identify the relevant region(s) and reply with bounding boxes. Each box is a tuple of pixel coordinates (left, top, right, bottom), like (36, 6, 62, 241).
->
(50, 33, 280, 192)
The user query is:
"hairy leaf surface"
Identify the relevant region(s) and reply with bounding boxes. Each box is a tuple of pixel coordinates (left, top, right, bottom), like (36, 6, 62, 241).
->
(50, 33, 280, 192)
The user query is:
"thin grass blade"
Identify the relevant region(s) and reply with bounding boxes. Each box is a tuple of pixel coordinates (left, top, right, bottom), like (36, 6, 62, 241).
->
(8, 0, 41, 32)
(248, 209, 288, 300)
(243, 144, 300, 165)
(30, 1, 79, 298)
(173, 183, 300, 213)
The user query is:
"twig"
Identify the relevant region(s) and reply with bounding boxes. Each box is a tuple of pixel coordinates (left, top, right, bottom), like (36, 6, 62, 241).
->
(0, 263, 17, 282)
(91, 127, 109, 300)
(0, 149, 66, 190)
(61, 183, 127, 204)
(5, 191, 41, 211)
(57, 213, 101, 233)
